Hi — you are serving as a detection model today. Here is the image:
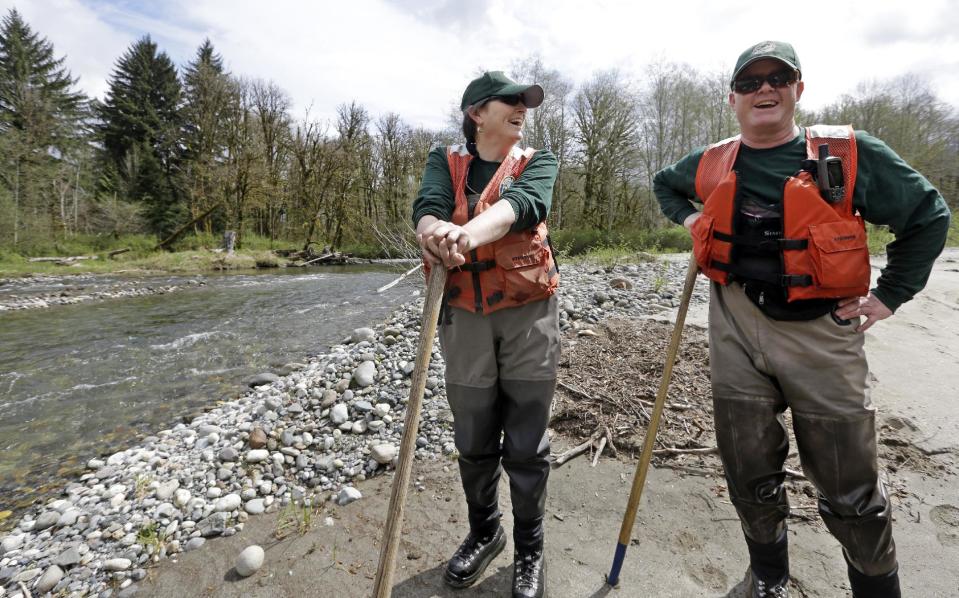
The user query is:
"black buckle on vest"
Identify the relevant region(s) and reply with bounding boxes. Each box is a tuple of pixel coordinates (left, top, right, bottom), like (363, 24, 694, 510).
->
(452, 260, 496, 273)
(711, 261, 812, 288)
(780, 274, 812, 287)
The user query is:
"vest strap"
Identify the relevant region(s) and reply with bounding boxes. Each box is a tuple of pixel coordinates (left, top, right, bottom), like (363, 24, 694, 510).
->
(452, 260, 497, 273)
(712, 261, 813, 287)
(712, 231, 808, 251)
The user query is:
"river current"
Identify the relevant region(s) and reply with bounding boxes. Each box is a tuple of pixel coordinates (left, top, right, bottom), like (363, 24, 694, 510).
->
(0, 266, 411, 509)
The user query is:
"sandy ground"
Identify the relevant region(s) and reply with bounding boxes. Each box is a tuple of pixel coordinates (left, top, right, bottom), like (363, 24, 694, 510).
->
(140, 251, 959, 597)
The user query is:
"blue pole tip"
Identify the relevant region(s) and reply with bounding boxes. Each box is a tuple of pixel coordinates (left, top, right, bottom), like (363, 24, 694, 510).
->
(606, 542, 628, 587)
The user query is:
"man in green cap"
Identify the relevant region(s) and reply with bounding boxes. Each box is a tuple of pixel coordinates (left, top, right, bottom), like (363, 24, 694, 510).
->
(654, 41, 950, 597)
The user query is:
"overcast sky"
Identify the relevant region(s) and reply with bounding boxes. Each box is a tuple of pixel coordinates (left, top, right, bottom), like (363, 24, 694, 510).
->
(6, 0, 958, 130)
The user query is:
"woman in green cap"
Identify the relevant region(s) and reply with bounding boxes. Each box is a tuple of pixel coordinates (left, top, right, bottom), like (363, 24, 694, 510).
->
(411, 70, 560, 598)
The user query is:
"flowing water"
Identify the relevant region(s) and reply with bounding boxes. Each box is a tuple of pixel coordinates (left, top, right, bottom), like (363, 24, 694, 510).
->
(0, 266, 412, 511)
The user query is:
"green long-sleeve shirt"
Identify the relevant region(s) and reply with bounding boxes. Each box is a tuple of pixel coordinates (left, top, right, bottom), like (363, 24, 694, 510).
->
(653, 129, 951, 312)
(411, 146, 558, 232)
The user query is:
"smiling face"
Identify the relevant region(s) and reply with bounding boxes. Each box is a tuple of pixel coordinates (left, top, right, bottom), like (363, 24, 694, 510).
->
(472, 96, 527, 145)
(729, 58, 804, 144)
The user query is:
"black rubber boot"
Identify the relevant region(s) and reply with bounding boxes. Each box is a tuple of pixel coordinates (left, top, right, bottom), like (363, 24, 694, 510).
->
(847, 558, 901, 598)
(512, 548, 546, 598)
(745, 531, 789, 597)
(443, 525, 506, 589)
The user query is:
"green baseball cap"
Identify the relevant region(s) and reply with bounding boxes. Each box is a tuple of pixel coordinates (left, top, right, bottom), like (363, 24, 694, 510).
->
(731, 41, 802, 83)
(460, 71, 544, 111)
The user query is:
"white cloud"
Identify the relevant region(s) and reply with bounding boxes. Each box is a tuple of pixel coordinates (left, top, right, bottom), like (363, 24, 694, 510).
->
(2, 0, 957, 131)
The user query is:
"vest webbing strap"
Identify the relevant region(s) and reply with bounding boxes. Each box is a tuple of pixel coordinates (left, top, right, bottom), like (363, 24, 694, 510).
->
(452, 260, 497, 273)
(711, 261, 813, 287)
(712, 231, 808, 251)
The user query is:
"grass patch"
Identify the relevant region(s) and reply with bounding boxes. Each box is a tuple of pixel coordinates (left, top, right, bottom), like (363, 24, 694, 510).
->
(274, 500, 324, 539)
(134, 474, 153, 500)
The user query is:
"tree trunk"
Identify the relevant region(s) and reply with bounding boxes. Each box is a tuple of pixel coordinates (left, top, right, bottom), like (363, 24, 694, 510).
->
(155, 201, 223, 250)
(13, 160, 20, 246)
(73, 163, 80, 235)
(223, 230, 236, 254)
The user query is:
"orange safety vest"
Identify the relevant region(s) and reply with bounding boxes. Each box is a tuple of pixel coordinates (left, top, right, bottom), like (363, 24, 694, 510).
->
(691, 125, 870, 302)
(431, 144, 559, 315)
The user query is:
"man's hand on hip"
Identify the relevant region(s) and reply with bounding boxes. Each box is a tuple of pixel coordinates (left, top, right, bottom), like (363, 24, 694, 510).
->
(835, 293, 893, 332)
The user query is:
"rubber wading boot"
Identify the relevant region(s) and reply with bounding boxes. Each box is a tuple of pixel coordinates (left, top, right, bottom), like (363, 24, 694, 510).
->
(512, 549, 546, 598)
(744, 531, 789, 597)
(847, 559, 901, 598)
(443, 525, 506, 588)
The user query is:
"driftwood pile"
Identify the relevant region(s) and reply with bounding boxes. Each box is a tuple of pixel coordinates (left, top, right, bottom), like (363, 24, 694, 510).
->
(277, 243, 360, 267)
(549, 318, 942, 525)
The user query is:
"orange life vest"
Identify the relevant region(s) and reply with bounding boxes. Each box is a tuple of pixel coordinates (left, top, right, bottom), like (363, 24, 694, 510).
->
(434, 144, 559, 315)
(691, 125, 870, 302)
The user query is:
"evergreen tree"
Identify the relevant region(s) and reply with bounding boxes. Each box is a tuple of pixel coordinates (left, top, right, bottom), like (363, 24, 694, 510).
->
(0, 8, 88, 245)
(99, 35, 183, 236)
(0, 8, 85, 140)
(181, 39, 231, 224)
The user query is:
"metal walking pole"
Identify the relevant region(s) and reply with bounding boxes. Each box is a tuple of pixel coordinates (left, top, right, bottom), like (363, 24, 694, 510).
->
(371, 265, 447, 597)
(606, 253, 699, 588)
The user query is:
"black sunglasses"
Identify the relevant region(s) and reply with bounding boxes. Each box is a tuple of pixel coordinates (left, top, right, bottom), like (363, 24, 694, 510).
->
(731, 69, 798, 94)
(487, 94, 524, 106)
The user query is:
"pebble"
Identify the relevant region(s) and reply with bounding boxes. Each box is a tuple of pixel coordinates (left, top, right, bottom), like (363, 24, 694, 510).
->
(156, 480, 180, 500)
(248, 373, 279, 387)
(244, 499, 265, 515)
(371, 444, 397, 465)
(249, 427, 268, 449)
(104, 558, 132, 571)
(36, 565, 63, 593)
(352, 361, 377, 388)
(245, 449, 269, 463)
(215, 494, 242, 512)
(336, 487, 362, 506)
(330, 403, 349, 425)
(235, 545, 265, 577)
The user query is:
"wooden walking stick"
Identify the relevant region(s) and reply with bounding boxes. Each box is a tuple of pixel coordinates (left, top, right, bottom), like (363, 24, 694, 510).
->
(372, 265, 447, 597)
(606, 253, 699, 588)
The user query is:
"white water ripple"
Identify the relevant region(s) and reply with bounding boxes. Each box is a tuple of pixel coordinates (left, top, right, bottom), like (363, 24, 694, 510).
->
(150, 331, 219, 351)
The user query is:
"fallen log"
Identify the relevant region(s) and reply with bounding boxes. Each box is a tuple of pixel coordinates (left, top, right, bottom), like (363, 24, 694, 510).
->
(155, 201, 223, 251)
(28, 255, 98, 263)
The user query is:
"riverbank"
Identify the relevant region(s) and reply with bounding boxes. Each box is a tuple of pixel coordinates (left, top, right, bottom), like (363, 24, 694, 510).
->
(2, 252, 958, 597)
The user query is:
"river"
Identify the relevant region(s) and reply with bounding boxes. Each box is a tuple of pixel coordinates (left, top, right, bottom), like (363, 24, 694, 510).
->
(0, 266, 411, 510)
